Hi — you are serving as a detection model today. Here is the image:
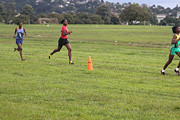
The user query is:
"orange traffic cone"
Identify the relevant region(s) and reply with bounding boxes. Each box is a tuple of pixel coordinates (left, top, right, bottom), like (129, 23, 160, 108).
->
(87, 56, 93, 71)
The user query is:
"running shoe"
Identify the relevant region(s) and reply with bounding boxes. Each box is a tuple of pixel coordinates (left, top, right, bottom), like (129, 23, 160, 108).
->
(174, 69, 179, 75)
(69, 61, 74, 64)
(161, 70, 165, 75)
(49, 54, 52, 59)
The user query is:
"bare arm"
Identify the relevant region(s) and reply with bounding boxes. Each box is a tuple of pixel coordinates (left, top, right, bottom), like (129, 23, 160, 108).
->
(23, 28, 27, 36)
(171, 35, 179, 44)
(13, 28, 17, 38)
(63, 30, 72, 36)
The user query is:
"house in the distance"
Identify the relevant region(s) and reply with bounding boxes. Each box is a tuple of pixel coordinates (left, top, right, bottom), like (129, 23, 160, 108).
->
(177, 12, 180, 18)
(156, 14, 166, 23)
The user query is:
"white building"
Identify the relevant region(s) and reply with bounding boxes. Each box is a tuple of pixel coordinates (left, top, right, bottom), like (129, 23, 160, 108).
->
(59, 5, 64, 8)
(156, 14, 166, 23)
(177, 12, 180, 18)
(36, 0, 43, 2)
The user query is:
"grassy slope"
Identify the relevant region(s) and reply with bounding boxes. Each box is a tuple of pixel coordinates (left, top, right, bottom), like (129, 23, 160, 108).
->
(0, 24, 180, 120)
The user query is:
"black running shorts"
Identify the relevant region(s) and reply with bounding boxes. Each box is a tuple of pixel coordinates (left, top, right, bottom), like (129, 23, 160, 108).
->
(58, 38, 69, 47)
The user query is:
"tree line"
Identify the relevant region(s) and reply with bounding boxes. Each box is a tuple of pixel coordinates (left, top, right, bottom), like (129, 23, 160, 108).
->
(0, 3, 180, 25)
(0, 3, 120, 24)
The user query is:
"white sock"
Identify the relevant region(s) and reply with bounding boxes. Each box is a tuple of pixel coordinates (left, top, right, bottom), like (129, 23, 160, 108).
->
(162, 69, 165, 72)
(176, 68, 179, 71)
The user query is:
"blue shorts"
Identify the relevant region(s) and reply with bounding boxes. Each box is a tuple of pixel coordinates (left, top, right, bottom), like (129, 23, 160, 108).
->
(16, 39, 23, 45)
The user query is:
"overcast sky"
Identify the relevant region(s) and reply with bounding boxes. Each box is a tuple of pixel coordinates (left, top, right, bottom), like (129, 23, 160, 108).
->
(105, 0, 179, 8)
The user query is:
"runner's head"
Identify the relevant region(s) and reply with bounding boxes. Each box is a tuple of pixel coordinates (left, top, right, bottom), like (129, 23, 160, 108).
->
(17, 21, 23, 27)
(61, 19, 68, 26)
(172, 25, 180, 33)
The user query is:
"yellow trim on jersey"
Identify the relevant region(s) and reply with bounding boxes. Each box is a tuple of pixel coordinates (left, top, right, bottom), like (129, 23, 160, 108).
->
(175, 34, 180, 40)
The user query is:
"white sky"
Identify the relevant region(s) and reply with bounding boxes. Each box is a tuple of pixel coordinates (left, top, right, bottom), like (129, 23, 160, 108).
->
(105, 0, 179, 8)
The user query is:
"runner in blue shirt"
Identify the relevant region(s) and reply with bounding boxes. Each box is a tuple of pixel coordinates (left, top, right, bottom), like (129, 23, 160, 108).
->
(13, 21, 27, 61)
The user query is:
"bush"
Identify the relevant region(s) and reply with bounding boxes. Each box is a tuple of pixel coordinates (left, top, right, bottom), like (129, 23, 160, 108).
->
(74, 18, 84, 24)
(62, 13, 74, 24)
(0, 15, 3, 22)
(47, 13, 64, 24)
(110, 14, 120, 24)
(43, 20, 54, 24)
(13, 15, 30, 24)
(84, 19, 93, 24)
(89, 14, 104, 24)
(36, 13, 47, 18)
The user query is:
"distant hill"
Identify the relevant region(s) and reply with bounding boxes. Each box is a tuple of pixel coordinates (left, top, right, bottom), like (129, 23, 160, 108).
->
(0, 0, 103, 14)
(1, 0, 180, 17)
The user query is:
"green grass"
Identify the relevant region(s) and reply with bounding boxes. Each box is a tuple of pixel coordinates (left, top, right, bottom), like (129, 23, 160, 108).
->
(0, 24, 180, 120)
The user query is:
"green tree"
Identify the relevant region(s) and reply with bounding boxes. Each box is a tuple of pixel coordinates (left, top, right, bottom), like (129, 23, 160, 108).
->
(5, 3, 17, 24)
(62, 13, 74, 24)
(120, 4, 151, 25)
(36, 13, 47, 18)
(13, 15, 30, 24)
(0, 15, 2, 22)
(73, 18, 84, 24)
(160, 19, 167, 26)
(22, 4, 35, 24)
(76, 12, 91, 24)
(47, 13, 64, 24)
(89, 14, 104, 24)
(150, 14, 158, 25)
(96, 4, 111, 24)
(76, 12, 89, 20)
(160, 16, 180, 26)
(84, 19, 93, 24)
(110, 14, 120, 24)
(34, 2, 52, 14)
(176, 19, 180, 25)
(0, 4, 6, 22)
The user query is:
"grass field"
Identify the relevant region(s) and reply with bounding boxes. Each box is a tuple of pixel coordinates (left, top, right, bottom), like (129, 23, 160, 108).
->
(0, 24, 180, 120)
